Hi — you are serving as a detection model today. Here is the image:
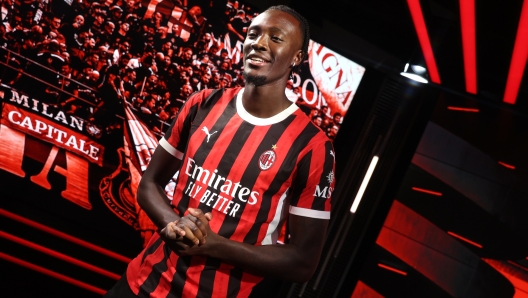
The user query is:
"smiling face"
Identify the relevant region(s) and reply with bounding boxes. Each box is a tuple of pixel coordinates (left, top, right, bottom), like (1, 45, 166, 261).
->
(242, 9, 303, 87)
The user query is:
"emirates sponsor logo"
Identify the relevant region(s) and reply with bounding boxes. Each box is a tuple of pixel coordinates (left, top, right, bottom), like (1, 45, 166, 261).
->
(184, 158, 260, 218)
(259, 149, 276, 171)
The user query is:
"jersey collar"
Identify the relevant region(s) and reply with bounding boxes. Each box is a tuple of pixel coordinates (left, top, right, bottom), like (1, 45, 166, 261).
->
(236, 88, 299, 126)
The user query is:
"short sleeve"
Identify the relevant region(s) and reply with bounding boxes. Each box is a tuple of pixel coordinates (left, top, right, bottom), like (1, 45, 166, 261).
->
(159, 90, 212, 159)
(289, 140, 335, 219)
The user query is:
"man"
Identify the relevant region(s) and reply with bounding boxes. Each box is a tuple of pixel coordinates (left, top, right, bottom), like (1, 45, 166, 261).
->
(105, 5, 334, 297)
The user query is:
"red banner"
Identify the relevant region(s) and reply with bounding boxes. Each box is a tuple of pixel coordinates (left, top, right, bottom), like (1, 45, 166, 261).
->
(1, 103, 104, 167)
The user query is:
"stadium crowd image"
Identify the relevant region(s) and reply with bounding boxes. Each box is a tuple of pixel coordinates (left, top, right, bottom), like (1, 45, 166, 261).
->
(1, 0, 528, 297)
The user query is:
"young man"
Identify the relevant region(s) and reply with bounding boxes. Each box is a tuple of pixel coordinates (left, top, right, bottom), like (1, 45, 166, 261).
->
(105, 5, 335, 297)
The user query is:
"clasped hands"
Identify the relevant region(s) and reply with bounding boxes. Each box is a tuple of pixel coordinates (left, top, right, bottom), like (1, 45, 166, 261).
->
(159, 208, 215, 256)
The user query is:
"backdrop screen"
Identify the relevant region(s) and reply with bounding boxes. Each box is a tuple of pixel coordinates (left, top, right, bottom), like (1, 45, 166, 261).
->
(0, 0, 364, 294)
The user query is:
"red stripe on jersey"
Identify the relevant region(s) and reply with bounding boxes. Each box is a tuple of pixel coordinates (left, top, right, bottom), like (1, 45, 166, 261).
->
(181, 257, 207, 297)
(211, 263, 234, 297)
(187, 115, 244, 231)
(296, 141, 326, 209)
(230, 113, 308, 243)
(237, 273, 263, 298)
(148, 252, 179, 297)
(134, 239, 167, 293)
(171, 92, 234, 210)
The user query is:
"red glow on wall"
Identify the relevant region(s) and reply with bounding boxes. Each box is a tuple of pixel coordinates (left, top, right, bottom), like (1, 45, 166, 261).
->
(503, 0, 528, 104)
(0, 252, 106, 295)
(0, 208, 131, 263)
(0, 230, 120, 280)
(459, 0, 477, 94)
(498, 161, 516, 170)
(406, 0, 441, 84)
(447, 231, 483, 248)
(378, 263, 408, 276)
(447, 106, 480, 112)
(412, 187, 443, 196)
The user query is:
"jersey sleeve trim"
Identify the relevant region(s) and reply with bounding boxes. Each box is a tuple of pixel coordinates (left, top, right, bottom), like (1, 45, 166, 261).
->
(289, 206, 330, 219)
(159, 138, 184, 160)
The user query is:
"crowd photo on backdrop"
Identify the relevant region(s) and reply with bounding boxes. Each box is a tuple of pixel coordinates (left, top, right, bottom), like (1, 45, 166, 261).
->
(0, 0, 367, 296)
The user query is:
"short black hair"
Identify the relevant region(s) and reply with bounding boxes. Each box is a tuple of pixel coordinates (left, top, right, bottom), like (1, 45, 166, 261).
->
(264, 5, 310, 72)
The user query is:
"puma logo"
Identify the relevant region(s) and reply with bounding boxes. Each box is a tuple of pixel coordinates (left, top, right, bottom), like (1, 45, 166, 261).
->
(202, 126, 217, 143)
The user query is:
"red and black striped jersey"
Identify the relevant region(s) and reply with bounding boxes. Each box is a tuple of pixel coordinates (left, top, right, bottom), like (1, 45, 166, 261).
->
(126, 87, 336, 297)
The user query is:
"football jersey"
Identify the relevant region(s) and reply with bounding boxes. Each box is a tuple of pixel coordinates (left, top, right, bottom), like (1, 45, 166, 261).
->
(126, 87, 335, 298)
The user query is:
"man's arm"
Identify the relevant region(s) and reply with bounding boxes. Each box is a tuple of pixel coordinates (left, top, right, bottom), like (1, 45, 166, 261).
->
(166, 209, 328, 283)
(137, 145, 183, 229)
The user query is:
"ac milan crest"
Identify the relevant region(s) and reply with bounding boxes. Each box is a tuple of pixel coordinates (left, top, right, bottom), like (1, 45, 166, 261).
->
(259, 149, 276, 170)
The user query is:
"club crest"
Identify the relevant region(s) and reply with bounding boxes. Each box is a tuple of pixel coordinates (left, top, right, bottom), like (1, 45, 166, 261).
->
(259, 149, 276, 170)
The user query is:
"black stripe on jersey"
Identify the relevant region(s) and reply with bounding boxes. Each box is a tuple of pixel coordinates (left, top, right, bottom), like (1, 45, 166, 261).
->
(138, 243, 172, 297)
(216, 114, 297, 239)
(140, 237, 163, 265)
(196, 121, 255, 214)
(166, 256, 193, 298)
(176, 94, 237, 215)
(243, 123, 320, 245)
(312, 141, 334, 210)
(196, 258, 221, 297)
(226, 268, 243, 297)
(289, 151, 312, 207)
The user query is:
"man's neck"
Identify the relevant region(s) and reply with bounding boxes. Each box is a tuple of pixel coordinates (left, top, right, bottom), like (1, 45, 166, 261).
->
(242, 80, 292, 119)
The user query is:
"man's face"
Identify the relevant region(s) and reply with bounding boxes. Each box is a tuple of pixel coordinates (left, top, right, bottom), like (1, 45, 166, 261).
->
(74, 15, 84, 28)
(105, 22, 115, 34)
(128, 70, 136, 81)
(61, 65, 71, 75)
(182, 84, 193, 96)
(242, 10, 303, 86)
(183, 49, 192, 60)
(148, 75, 158, 86)
(51, 18, 61, 30)
(120, 41, 130, 52)
(201, 72, 211, 84)
(162, 41, 171, 51)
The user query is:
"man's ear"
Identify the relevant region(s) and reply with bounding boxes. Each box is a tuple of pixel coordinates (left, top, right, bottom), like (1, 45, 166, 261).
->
(292, 50, 303, 67)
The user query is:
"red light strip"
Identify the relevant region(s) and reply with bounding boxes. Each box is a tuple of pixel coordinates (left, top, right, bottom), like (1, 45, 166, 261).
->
(503, 0, 528, 104)
(406, 0, 441, 84)
(447, 106, 479, 112)
(459, 0, 477, 94)
(498, 161, 516, 169)
(0, 208, 131, 263)
(508, 260, 528, 272)
(447, 231, 483, 248)
(0, 252, 107, 295)
(411, 187, 443, 196)
(0, 230, 120, 280)
(378, 263, 408, 275)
